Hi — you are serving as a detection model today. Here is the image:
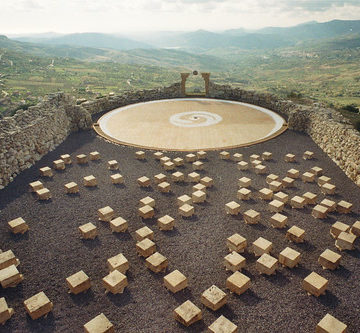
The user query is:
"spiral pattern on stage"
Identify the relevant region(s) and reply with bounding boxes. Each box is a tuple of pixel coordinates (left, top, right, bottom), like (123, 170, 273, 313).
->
(169, 111, 223, 127)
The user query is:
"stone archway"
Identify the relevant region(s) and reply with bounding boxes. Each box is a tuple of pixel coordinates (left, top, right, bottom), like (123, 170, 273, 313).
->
(181, 71, 210, 96)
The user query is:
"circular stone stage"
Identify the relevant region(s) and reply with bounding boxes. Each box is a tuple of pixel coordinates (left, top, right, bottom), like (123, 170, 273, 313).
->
(94, 98, 287, 151)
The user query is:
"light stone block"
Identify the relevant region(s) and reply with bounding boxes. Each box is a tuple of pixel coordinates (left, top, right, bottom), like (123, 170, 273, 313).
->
(154, 173, 167, 184)
(201, 285, 227, 311)
(287, 168, 300, 179)
(188, 172, 200, 182)
(251, 160, 262, 168)
(237, 188, 251, 201)
(302, 172, 315, 183)
(66, 270, 91, 294)
(226, 234, 247, 253)
(311, 166, 323, 176)
(321, 199, 336, 212)
(172, 171, 184, 182)
(98, 206, 115, 222)
(200, 176, 213, 187)
(259, 188, 273, 200)
(269, 180, 283, 192)
(173, 157, 184, 166)
(79, 223, 97, 239)
(137, 176, 151, 187)
(256, 253, 278, 275)
(273, 192, 288, 204)
(107, 253, 129, 273)
(286, 226, 305, 243)
(36, 188, 51, 200)
(174, 300, 202, 327)
(303, 272, 328, 297)
(53, 159, 65, 170)
(337, 200, 352, 214)
(252, 237, 272, 256)
(76, 154, 88, 164)
(24, 291, 53, 320)
(250, 154, 260, 162)
(0, 265, 23, 288)
(0, 297, 14, 325)
(243, 209, 260, 225)
(316, 313, 347, 333)
(145, 252, 168, 273)
(318, 249, 341, 270)
(60, 154, 72, 164)
(290, 195, 306, 209)
(284, 153, 295, 162)
(318, 175, 331, 186)
(138, 205, 155, 219)
(262, 151, 272, 160)
(8, 217, 29, 234)
(158, 181, 171, 193)
(103, 270, 128, 294)
(65, 182, 79, 194)
(303, 151, 314, 160)
(185, 153, 197, 162)
(179, 204, 195, 217)
(255, 164, 267, 174)
(163, 161, 175, 171)
(192, 161, 204, 170)
(321, 183, 336, 195)
(135, 226, 154, 242)
(225, 201, 240, 215)
(238, 177, 251, 188)
(270, 213, 288, 229)
(157, 215, 175, 231)
(110, 173, 123, 184)
(335, 232, 356, 251)
(192, 190, 206, 203)
(107, 160, 119, 170)
(279, 247, 301, 268)
(29, 180, 44, 192)
(226, 271, 251, 295)
(197, 151, 207, 160)
(303, 192, 318, 205)
(136, 238, 156, 257)
(84, 313, 114, 333)
(89, 151, 100, 160)
(266, 174, 279, 184)
(330, 221, 350, 239)
(83, 175, 97, 187)
(0, 250, 19, 270)
(135, 151, 145, 160)
(154, 151, 163, 160)
(269, 199, 284, 213)
(237, 161, 249, 170)
(220, 151, 230, 160)
(312, 205, 328, 219)
(39, 166, 53, 178)
(208, 315, 238, 333)
(232, 153, 243, 162)
(177, 194, 192, 206)
(193, 183, 206, 193)
(350, 220, 360, 237)
(224, 251, 246, 272)
(160, 156, 171, 165)
(164, 270, 188, 293)
(282, 177, 295, 188)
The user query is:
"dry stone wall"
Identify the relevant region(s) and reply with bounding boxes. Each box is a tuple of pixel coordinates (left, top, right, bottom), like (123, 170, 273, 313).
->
(0, 81, 359, 188)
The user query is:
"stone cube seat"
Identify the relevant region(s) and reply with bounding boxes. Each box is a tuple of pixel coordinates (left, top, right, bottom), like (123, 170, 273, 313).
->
(321, 199, 336, 212)
(321, 182, 337, 194)
(256, 253, 278, 275)
(269, 199, 284, 213)
(192, 190, 206, 203)
(39, 166, 53, 177)
(110, 173, 124, 184)
(65, 182, 79, 194)
(286, 226, 305, 243)
(98, 206, 115, 222)
(8, 217, 29, 234)
(232, 153, 243, 161)
(0, 297, 14, 325)
(270, 213, 288, 229)
(318, 176, 331, 186)
(185, 153, 197, 162)
(188, 172, 200, 182)
(287, 168, 300, 179)
(83, 175, 97, 187)
(36, 188, 51, 200)
(330, 221, 350, 239)
(174, 300, 202, 327)
(201, 285, 227, 311)
(335, 232, 356, 251)
(136, 238, 156, 257)
(250, 154, 260, 162)
(266, 174, 279, 184)
(172, 171, 185, 182)
(193, 183, 206, 193)
(303, 192, 318, 205)
(145, 252, 168, 273)
(154, 173, 167, 184)
(337, 200, 352, 214)
(163, 161, 175, 171)
(103, 270, 128, 294)
(312, 205, 328, 219)
(157, 215, 175, 231)
(137, 176, 151, 187)
(107, 160, 119, 170)
(316, 313, 347, 333)
(84, 313, 114, 333)
(0, 250, 20, 270)
(279, 247, 301, 268)
(24, 291, 53, 320)
(243, 209, 260, 225)
(197, 151, 207, 160)
(139, 196, 155, 208)
(259, 188, 273, 200)
(220, 151, 230, 160)
(192, 161, 204, 170)
(107, 253, 129, 274)
(226, 271, 251, 295)
(254, 164, 267, 174)
(200, 176, 213, 187)
(60, 154, 72, 164)
(238, 177, 251, 188)
(237, 188, 251, 201)
(29, 180, 44, 192)
(0, 265, 23, 288)
(158, 181, 171, 193)
(284, 153, 295, 162)
(303, 151, 314, 160)
(164, 270, 188, 293)
(89, 151, 100, 161)
(302, 172, 315, 183)
(208, 315, 238, 333)
(226, 234, 247, 253)
(135, 151, 145, 160)
(350, 220, 360, 237)
(79, 223, 97, 239)
(273, 191, 288, 203)
(135, 226, 154, 242)
(262, 151, 272, 160)
(237, 161, 249, 170)
(173, 157, 184, 166)
(66, 270, 91, 294)
(290, 195, 306, 209)
(224, 251, 246, 272)
(269, 180, 283, 192)
(303, 272, 328, 297)
(282, 177, 295, 188)
(225, 201, 240, 215)
(76, 154, 88, 164)
(138, 205, 155, 219)
(177, 194, 192, 206)
(53, 159, 65, 170)
(311, 166, 323, 176)
(318, 249, 341, 270)
(179, 204, 195, 217)
(160, 156, 171, 165)
(252, 237, 272, 256)
(154, 151, 163, 160)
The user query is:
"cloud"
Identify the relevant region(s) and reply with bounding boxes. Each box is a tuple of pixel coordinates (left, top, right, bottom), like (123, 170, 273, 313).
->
(279, 0, 360, 12)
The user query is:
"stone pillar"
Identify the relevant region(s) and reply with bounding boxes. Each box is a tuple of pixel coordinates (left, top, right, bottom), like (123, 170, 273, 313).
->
(201, 73, 210, 96)
(180, 73, 190, 96)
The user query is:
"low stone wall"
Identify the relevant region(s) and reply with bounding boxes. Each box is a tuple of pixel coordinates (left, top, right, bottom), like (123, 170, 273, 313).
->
(209, 82, 360, 186)
(0, 81, 359, 188)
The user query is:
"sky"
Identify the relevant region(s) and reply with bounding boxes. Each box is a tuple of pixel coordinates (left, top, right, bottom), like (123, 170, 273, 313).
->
(1, 0, 360, 35)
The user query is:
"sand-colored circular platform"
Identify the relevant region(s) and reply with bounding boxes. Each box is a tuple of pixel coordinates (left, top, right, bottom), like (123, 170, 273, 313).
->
(94, 98, 287, 151)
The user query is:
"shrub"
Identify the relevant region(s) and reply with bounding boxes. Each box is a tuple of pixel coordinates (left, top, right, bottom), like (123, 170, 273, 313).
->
(343, 104, 359, 113)
(355, 120, 360, 132)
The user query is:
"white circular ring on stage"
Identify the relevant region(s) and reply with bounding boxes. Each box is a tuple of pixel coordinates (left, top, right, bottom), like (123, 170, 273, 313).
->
(94, 98, 287, 151)
(169, 111, 223, 127)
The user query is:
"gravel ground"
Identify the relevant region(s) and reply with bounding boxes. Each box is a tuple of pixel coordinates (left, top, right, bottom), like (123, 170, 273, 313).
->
(0, 129, 359, 333)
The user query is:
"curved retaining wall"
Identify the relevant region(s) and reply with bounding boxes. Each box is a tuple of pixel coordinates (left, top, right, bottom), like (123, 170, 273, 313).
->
(0, 81, 359, 188)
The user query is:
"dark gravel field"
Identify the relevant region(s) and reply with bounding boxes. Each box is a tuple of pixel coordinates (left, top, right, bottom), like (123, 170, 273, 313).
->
(0, 129, 359, 333)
